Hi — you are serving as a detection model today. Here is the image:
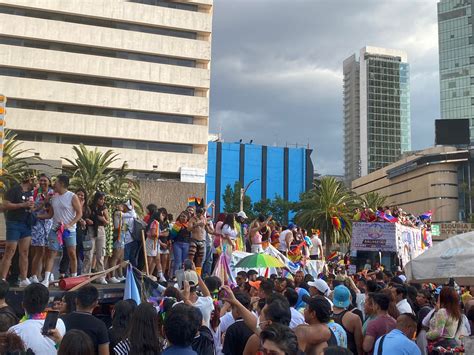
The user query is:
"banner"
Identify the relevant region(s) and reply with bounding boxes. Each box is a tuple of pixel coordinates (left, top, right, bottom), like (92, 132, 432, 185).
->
(351, 223, 398, 252)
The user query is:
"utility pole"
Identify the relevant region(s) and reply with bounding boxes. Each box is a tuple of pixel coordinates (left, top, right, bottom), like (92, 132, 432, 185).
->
(240, 179, 259, 212)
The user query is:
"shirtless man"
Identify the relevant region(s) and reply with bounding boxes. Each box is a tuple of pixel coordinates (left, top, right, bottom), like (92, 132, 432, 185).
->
(187, 207, 211, 275)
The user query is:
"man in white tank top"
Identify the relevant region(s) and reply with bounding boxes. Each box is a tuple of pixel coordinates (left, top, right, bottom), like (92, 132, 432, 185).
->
(40, 175, 82, 287)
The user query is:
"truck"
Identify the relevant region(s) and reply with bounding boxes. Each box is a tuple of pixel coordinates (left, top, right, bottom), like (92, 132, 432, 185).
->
(350, 222, 432, 272)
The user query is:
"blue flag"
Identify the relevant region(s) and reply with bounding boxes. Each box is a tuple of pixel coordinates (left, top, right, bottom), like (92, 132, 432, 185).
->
(124, 264, 141, 305)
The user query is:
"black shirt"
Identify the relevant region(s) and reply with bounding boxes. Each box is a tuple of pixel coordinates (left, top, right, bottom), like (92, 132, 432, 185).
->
(223, 319, 253, 355)
(62, 311, 109, 354)
(5, 184, 32, 222)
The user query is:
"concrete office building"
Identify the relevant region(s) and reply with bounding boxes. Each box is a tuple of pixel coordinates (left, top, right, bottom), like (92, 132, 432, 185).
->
(0, 0, 212, 182)
(343, 47, 411, 185)
(206, 141, 314, 218)
(438, 0, 474, 139)
(351, 146, 473, 239)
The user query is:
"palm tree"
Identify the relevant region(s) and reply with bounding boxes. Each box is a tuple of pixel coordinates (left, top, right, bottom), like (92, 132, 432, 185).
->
(360, 191, 387, 210)
(294, 177, 358, 255)
(63, 144, 120, 203)
(0, 129, 39, 194)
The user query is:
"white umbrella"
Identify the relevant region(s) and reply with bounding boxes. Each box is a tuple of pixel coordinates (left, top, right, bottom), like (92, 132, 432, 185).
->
(405, 231, 474, 285)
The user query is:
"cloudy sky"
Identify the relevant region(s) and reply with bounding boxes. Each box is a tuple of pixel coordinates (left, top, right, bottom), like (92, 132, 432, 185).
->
(209, 0, 440, 175)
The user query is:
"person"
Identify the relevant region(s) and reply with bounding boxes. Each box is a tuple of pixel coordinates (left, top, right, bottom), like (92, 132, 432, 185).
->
(62, 285, 109, 355)
(223, 292, 254, 355)
(0, 332, 27, 354)
(145, 210, 166, 282)
(181, 268, 213, 329)
(0, 280, 18, 331)
(41, 175, 83, 287)
(191, 305, 215, 355)
(284, 288, 305, 329)
(278, 224, 296, 255)
(362, 293, 397, 355)
(309, 229, 323, 260)
(221, 213, 238, 255)
(249, 215, 271, 253)
(163, 303, 200, 354)
(202, 215, 215, 277)
(57, 329, 95, 355)
(392, 285, 413, 315)
(332, 285, 363, 355)
(296, 295, 341, 354)
(121, 201, 138, 268)
(170, 211, 191, 276)
(260, 323, 300, 355)
(143, 204, 157, 224)
(113, 302, 162, 355)
(108, 300, 136, 353)
(426, 286, 462, 349)
(29, 174, 54, 284)
(83, 192, 109, 285)
(188, 207, 209, 276)
(247, 269, 258, 282)
(235, 211, 248, 252)
(59, 291, 77, 315)
(9, 283, 66, 355)
(1, 173, 35, 287)
(159, 209, 172, 279)
(373, 313, 421, 355)
(294, 270, 304, 288)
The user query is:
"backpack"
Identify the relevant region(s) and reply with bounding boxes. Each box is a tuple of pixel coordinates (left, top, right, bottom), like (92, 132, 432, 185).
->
(132, 218, 147, 241)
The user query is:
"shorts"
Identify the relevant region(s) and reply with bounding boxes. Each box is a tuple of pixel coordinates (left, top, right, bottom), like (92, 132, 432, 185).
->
(6, 221, 31, 242)
(48, 228, 77, 252)
(31, 219, 53, 247)
(145, 238, 159, 257)
(160, 248, 170, 255)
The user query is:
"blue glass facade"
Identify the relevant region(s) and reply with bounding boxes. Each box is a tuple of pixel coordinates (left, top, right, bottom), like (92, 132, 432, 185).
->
(206, 142, 313, 216)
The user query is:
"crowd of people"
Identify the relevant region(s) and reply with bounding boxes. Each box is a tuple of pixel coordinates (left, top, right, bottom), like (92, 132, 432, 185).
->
(353, 206, 432, 230)
(0, 173, 473, 354)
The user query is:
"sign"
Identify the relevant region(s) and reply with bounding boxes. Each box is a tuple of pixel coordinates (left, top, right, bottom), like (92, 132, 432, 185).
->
(431, 224, 440, 236)
(439, 222, 474, 237)
(351, 223, 398, 252)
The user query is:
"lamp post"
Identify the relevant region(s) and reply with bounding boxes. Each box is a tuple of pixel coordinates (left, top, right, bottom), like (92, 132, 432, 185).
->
(240, 179, 259, 212)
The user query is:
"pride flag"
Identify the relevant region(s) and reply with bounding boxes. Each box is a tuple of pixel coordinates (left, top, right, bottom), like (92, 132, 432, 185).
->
(327, 251, 339, 262)
(188, 196, 203, 207)
(419, 210, 432, 220)
(376, 211, 397, 223)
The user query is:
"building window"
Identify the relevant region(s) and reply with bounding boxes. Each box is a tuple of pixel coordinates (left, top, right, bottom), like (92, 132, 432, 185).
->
(7, 99, 195, 125)
(126, 0, 198, 12)
(0, 67, 195, 96)
(0, 35, 197, 68)
(0, 5, 198, 39)
(13, 130, 195, 154)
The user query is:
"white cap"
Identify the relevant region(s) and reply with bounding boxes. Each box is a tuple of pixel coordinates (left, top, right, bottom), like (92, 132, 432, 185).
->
(308, 279, 331, 297)
(398, 275, 407, 283)
(237, 211, 248, 219)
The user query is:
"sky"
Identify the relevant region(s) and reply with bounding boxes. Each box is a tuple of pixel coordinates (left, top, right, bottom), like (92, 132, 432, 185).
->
(209, 0, 440, 175)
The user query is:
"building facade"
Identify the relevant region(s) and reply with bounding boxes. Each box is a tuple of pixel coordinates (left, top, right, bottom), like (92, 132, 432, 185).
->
(206, 141, 314, 215)
(351, 146, 474, 239)
(344, 46, 411, 185)
(0, 0, 212, 181)
(438, 0, 474, 140)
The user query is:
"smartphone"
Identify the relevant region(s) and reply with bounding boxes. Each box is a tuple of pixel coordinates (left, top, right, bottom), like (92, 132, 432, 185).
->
(41, 311, 59, 335)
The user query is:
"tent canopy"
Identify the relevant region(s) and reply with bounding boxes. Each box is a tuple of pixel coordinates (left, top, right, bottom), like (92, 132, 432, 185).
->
(405, 230, 474, 285)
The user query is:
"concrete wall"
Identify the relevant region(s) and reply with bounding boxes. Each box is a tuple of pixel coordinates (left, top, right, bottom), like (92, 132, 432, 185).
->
(139, 180, 206, 218)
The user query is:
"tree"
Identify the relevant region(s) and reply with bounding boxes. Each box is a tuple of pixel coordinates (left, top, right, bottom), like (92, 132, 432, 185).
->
(252, 195, 295, 225)
(360, 191, 387, 210)
(0, 129, 39, 194)
(222, 181, 252, 215)
(293, 176, 358, 255)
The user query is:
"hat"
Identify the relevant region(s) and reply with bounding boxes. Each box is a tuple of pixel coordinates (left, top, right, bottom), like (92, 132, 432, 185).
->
(333, 285, 351, 309)
(307, 279, 330, 297)
(237, 211, 248, 219)
(398, 275, 407, 283)
(184, 270, 199, 287)
(125, 200, 133, 210)
(249, 281, 261, 290)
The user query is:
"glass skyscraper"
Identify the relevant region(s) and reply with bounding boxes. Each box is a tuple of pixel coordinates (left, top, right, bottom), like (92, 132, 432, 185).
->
(438, 0, 474, 138)
(344, 47, 411, 184)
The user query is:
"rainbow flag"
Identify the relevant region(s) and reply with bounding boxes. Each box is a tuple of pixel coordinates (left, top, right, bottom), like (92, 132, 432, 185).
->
(327, 251, 339, 262)
(419, 210, 432, 220)
(188, 196, 203, 207)
(377, 211, 397, 223)
(331, 217, 341, 230)
(170, 223, 182, 240)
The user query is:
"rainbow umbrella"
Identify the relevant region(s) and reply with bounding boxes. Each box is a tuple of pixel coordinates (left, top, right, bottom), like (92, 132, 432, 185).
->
(235, 253, 286, 269)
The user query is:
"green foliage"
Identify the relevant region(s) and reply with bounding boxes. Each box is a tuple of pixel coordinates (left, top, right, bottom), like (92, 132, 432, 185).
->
(293, 176, 359, 253)
(0, 129, 40, 194)
(222, 182, 251, 214)
(253, 195, 295, 224)
(360, 191, 387, 210)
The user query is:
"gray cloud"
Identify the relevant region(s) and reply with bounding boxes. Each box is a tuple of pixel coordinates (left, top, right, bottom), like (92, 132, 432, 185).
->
(210, 0, 439, 174)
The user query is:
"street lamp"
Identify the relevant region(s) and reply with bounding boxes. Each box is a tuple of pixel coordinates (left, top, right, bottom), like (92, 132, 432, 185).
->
(240, 179, 259, 212)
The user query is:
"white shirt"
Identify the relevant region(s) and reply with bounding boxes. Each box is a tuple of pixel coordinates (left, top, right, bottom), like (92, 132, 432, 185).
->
(222, 224, 238, 240)
(219, 312, 235, 334)
(51, 191, 77, 231)
(310, 235, 322, 256)
(122, 209, 137, 244)
(193, 296, 214, 328)
(279, 230, 293, 251)
(9, 319, 66, 355)
(290, 307, 305, 329)
(396, 299, 413, 314)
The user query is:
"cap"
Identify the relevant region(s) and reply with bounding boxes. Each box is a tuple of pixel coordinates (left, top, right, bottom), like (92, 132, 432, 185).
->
(333, 285, 351, 309)
(307, 279, 330, 297)
(249, 281, 261, 290)
(398, 275, 407, 283)
(125, 201, 133, 210)
(237, 211, 248, 219)
(184, 270, 199, 286)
